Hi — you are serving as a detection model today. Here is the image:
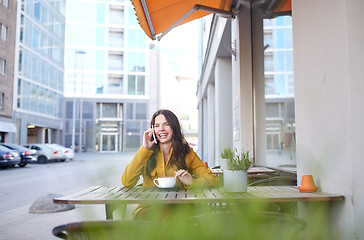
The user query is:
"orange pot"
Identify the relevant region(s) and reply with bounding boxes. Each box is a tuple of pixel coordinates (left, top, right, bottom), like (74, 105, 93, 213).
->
(298, 175, 318, 192)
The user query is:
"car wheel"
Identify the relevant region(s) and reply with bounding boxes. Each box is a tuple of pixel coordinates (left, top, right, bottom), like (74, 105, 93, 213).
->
(19, 163, 27, 167)
(1, 166, 8, 169)
(38, 156, 48, 164)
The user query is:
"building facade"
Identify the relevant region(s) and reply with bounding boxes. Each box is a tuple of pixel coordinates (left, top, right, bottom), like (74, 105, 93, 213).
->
(12, 0, 65, 145)
(0, 0, 17, 142)
(197, 12, 295, 169)
(64, 0, 150, 152)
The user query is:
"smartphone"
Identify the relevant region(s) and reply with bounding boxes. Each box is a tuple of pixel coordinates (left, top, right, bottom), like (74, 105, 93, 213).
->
(150, 126, 157, 144)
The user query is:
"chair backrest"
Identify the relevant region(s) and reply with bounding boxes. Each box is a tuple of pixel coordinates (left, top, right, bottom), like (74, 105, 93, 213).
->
(182, 211, 307, 239)
(52, 220, 164, 240)
(248, 175, 297, 186)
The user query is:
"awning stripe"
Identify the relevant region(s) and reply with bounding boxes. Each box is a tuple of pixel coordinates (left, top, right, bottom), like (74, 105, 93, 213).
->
(131, 0, 292, 40)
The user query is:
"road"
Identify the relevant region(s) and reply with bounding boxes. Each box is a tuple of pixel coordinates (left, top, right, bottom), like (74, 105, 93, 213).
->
(0, 151, 135, 215)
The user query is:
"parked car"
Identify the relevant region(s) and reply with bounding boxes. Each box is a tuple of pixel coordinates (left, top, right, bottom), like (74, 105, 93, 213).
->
(49, 143, 74, 161)
(0, 145, 21, 169)
(0, 143, 37, 167)
(23, 144, 54, 164)
(43, 144, 64, 161)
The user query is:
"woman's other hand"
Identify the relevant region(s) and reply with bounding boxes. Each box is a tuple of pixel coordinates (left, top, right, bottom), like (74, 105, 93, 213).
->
(175, 169, 192, 186)
(143, 128, 156, 149)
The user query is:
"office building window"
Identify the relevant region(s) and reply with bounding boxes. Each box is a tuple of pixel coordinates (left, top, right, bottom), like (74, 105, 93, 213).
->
(135, 103, 146, 119)
(109, 30, 124, 47)
(0, 93, 4, 110)
(108, 52, 123, 71)
(127, 51, 145, 72)
(109, 6, 124, 25)
(0, 58, 5, 75)
(1, 0, 9, 8)
(107, 75, 123, 94)
(127, 75, 145, 95)
(0, 24, 8, 41)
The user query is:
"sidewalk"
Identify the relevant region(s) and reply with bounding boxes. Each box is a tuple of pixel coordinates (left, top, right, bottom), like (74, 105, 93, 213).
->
(0, 151, 136, 239)
(0, 202, 106, 239)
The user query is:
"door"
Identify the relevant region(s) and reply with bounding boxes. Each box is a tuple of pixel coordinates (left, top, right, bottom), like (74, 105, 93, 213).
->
(100, 133, 118, 152)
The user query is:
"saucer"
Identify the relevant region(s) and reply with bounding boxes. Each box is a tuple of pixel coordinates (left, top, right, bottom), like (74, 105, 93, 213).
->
(156, 186, 179, 191)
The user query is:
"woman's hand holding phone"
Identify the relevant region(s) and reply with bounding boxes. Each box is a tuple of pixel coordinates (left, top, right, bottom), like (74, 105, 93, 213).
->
(143, 128, 157, 149)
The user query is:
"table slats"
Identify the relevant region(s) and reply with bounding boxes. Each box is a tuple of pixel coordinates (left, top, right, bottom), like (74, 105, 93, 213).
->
(54, 186, 344, 205)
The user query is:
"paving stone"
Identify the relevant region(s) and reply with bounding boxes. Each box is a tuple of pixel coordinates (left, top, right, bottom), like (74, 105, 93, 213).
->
(29, 193, 75, 213)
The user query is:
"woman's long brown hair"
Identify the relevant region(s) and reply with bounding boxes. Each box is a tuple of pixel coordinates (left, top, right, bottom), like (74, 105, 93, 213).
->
(145, 109, 190, 178)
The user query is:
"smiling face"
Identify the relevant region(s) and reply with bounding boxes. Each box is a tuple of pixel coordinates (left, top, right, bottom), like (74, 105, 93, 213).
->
(154, 114, 173, 144)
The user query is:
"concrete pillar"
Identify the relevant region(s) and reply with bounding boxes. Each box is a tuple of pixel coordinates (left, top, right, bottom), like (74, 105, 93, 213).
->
(202, 98, 208, 162)
(231, 5, 254, 153)
(206, 84, 215, 167)
(36, 127, 45, 143)
(252, 5, 266, 165)
(214, 58, 233, 166)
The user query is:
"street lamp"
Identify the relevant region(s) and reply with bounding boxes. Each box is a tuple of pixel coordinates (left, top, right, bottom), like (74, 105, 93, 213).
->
(71, 49, 86, 151)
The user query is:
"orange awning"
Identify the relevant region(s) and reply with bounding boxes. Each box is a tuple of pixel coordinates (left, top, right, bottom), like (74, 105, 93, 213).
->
(130, 0, 235, 40)
(130, 0, 292, 40)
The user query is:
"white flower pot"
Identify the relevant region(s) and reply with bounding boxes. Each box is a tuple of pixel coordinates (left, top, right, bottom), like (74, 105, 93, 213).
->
(220, 158, 229, 170)
(224, 170, 248, 192)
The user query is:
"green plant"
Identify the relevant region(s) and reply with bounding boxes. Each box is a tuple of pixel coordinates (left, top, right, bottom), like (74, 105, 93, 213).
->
(220, 148, 234, 159)
(227, 149, 253, 171)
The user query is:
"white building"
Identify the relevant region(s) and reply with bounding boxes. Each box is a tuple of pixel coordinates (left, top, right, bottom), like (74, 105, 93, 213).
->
(64, 0, 151, 152)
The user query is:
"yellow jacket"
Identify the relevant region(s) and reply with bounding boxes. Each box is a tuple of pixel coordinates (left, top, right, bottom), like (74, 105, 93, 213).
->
(122, 146, 219, 188)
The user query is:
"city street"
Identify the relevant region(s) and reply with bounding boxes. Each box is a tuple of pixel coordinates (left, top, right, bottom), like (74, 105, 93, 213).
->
(0, 151, 135, 239)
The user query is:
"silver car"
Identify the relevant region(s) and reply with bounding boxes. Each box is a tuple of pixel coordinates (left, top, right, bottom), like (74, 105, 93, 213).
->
(23, 144, 54, 164)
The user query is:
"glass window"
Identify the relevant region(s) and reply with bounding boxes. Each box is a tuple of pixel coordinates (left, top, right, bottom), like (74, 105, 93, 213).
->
(0, 58, 5, 75)
(127, 28, 146, 49)
(128, 6, 138, 26)
(107, 75, 123, 94)
(108, 53, 123, 71)
(127, 75, 136, 94)
(109, 7, 124, 25)
(96, 73, 104, 94)
(30, 85, 38, 111)
(135, 103, 146, 119)
(126, 103, 133, 119)
(125, 135, 140, 149)
(96, 4, 105, 23)
(102, 103, 117, 118)
(263, 15, 295, 168)
(109, 30, 124, 47)
(137, 75, 145, 95)
(125, 121, 139, 133)
(21, 80, 30, 110)
(127, 75, 145, 95)
(66, 101, 73, 118)
(34, 2, 41, 20)
(38, 91, 45, 113)
(0, 92, 3, 110)
(0, 24, 8, 41)
(82, 102, 93, 119)
(127, 51, 145, 72)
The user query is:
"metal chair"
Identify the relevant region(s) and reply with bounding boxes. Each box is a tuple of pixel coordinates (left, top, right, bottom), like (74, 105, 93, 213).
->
(52, 220, 164, 240)
(183, 211, 307, 240)
(248, 175, 297, 186)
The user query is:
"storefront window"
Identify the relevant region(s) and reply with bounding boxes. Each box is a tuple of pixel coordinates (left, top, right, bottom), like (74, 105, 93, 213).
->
(263, 16, 295, 168)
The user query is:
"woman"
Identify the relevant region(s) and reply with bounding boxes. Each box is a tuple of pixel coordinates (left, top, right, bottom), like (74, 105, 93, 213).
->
(122, 109, 219, 219)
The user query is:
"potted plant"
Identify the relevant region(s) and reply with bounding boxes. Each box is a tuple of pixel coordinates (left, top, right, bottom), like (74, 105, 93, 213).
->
(224, 149, 253, 192)
(220, 148, 233, 170)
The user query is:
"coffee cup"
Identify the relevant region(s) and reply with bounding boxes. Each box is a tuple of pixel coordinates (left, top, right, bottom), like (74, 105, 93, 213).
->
(153, 177, 176, 188)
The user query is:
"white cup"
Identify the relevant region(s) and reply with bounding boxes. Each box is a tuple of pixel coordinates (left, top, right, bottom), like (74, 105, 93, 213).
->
(153, 177, 176, 188)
